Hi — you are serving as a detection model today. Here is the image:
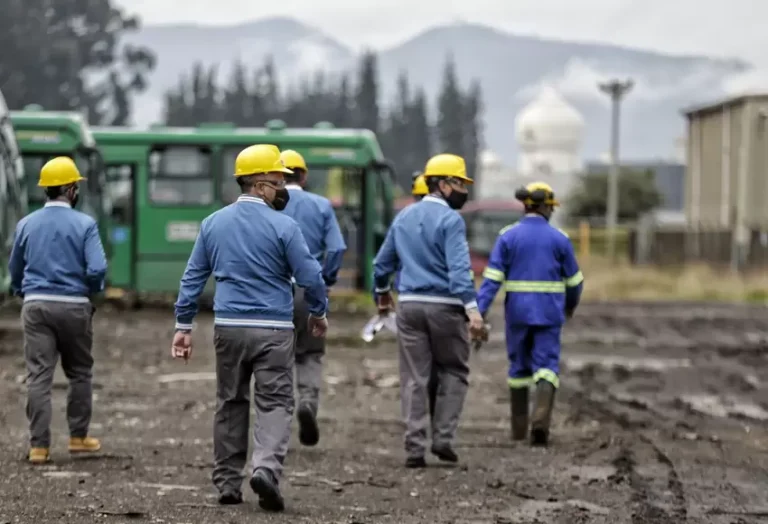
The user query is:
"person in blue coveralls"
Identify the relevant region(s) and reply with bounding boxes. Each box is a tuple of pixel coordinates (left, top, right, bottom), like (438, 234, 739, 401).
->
(476, 182, 584, 446)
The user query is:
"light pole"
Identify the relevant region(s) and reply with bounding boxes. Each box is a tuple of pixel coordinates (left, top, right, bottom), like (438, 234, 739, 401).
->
(598, 79, 633, 261)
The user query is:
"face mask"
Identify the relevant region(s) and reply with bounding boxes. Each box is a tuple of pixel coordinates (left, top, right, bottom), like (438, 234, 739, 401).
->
(443, 189, 468, 210)
(271, 188, 290, 211)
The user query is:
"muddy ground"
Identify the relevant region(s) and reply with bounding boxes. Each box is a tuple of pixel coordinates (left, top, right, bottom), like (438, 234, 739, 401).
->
(1, 302, 768, 524)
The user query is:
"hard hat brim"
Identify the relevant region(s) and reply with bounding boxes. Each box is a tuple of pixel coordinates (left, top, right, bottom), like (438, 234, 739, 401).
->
(38, 175, 86, 187)
(423, 173, 474, 185)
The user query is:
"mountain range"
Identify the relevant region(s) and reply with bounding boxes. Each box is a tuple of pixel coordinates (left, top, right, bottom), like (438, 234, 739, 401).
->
(123, 17, 755, 165)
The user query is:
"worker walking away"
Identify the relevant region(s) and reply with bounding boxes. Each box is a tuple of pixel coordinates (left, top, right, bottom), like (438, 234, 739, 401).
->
(476, 182, 583, 446)
(279, 149, 346, 447)
(172, 144, 329, 511)
(409, 171, 439, 420)
(9, 157, 107, 464)
(373, 153, 486, 469)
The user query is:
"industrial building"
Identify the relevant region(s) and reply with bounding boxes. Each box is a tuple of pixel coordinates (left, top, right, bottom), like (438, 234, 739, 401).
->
(682, 92, 768, 266)
(684, 93, 768, 227)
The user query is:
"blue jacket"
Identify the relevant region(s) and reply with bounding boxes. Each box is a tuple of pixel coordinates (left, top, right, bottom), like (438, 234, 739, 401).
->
(477, 215, 583, 326)
(373, 195, 477, 310)
(174, 195, 328, 331)
(9, 201, 107, 303)
(283, 184, 347, 286)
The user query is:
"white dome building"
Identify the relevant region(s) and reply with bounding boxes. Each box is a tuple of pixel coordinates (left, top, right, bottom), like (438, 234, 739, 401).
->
(476, 150, 516, 200)
(515, 86, 585, 213)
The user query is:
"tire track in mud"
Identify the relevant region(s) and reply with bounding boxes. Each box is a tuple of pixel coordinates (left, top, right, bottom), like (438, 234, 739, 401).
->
(571, 391, 688, 523)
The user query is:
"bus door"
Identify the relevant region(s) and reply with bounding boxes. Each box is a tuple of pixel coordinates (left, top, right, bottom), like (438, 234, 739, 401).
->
(137, 145, 217, 294)
(104, 162, 136, 291)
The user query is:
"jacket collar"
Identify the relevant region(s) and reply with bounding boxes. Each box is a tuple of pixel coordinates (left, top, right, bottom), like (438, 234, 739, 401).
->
(237, 195, 267, 206)
(286, 183, 303, 191)
(44, 201, 71, 209)
(423, 195, 448, 207)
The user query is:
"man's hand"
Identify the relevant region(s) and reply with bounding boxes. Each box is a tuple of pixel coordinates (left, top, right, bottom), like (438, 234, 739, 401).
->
(309, 315, 328, 338)
(376, 291, 394, 314)
(467, 308, 487, 340)
(171, 331, 192, 362)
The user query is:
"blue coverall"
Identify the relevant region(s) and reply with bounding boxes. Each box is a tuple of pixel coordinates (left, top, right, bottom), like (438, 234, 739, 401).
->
(476, 215, 583, 389)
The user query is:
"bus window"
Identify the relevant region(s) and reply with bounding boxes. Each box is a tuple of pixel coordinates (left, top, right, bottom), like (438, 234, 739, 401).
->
(148, 146, 213, 206)
(105, 164, 134, 224)
(220, 147, 241, 205)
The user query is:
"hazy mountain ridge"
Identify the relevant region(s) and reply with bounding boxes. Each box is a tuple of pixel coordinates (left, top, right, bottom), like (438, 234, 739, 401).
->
(124, 17, 751, 164)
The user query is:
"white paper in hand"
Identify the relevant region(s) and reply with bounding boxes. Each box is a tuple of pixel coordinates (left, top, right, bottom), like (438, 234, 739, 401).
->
(361, 312, 397, 342)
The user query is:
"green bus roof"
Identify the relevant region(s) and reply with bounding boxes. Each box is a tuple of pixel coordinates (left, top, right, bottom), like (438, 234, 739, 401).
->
(92, 124, 385, 165)
(10, 111, 96, 152)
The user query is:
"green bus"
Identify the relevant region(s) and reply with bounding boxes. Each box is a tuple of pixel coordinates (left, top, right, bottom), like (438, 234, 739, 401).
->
(10, 107, 112, 263)
(93, 120, 395, 297)
(0, 91, 27, 297)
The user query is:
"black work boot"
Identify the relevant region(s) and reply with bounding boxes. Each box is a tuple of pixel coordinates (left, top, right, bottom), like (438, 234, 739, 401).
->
(510, 387, 530, 441)
(430, 444, 459, 463)
(530, 381, 556, 447)
(405, 456, 427, 469)
(297, 403, 320, 446)
(217, 491, 243, 505)
(250, 468, 285, 512)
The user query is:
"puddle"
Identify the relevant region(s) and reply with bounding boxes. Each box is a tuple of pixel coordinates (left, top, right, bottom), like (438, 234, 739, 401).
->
(504, 499, 611, 521)
(157, 372, 216, 383)
(564, 355, 691, 373)
(42, 470, 92, 479)
(678, 394, 768, 421)
(562, 465, 615, 482)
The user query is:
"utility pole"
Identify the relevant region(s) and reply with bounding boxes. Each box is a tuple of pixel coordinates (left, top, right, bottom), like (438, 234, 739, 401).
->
(598, 79, 633, 261)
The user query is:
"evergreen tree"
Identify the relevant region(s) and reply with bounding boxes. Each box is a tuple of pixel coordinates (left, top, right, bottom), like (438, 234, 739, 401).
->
(408, 88, 433, 175)
(463, 80, 483, 183)
(334, 75, 353, 127)
(354, 51, 380, 133)
(223, 60, 251, 125)
(436, 54, 465, 157)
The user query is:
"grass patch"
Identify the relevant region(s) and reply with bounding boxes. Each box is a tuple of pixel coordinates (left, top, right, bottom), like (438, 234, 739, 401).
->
(577, 257, 768, 303)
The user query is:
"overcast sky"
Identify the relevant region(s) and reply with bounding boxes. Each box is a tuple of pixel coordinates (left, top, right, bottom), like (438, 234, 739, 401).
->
(118, 0, 767, 67)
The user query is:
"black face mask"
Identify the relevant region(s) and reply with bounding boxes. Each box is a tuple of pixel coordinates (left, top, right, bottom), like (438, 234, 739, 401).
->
(271, 188, 290, 211)
(443, 190, 468, 210)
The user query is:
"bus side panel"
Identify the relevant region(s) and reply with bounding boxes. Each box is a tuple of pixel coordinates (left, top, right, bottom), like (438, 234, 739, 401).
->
(135, 145, 218, 295)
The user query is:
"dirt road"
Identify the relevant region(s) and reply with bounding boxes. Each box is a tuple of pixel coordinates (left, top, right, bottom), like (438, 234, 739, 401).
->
(1, 302, 767, 523)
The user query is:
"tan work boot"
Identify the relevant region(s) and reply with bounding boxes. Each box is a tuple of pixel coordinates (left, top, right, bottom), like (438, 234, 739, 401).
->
(510, 387, 530, 441)
(28, 447, 51, 464)
(69, 437, 102, 453)
(530, 381, 556, 447)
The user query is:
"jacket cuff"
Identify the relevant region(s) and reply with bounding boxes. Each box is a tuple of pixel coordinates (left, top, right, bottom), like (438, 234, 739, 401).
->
(175, 318, 194, 331)
(463, 300, 479, 312)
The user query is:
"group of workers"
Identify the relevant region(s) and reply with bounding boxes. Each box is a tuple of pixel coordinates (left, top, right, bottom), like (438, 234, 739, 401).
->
(8, 143, 583, 513)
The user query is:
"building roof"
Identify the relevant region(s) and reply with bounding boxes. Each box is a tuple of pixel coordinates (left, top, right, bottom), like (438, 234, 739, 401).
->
(681, 92, 768, 117)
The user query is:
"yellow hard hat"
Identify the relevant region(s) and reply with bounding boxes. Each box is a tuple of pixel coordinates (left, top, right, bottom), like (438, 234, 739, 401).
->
(412, 174, 428, 196)
(233, 144, 293, 177)
(38, 156, 85, 187)
(280, 149, 307, 172)
(516, 181, 560, 206)
(422, 154, 473, 184)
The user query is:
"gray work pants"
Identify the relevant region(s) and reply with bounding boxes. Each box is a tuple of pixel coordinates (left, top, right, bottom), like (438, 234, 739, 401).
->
(292, 287, 325, 415)
(396, 302, 470, 458)
(212, 326, 295, 495)
(22, 301, 94, 448)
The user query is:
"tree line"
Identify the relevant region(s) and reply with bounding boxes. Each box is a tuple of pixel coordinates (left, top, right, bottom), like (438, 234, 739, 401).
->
(164, 53, 483, 191)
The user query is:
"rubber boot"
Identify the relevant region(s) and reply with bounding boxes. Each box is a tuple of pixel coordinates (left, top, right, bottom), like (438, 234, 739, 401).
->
(530, 381, 556, 447)
(510, 387, 529, 441)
